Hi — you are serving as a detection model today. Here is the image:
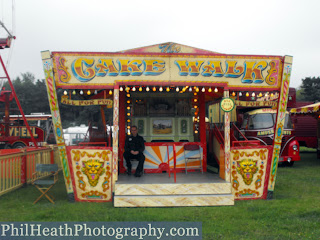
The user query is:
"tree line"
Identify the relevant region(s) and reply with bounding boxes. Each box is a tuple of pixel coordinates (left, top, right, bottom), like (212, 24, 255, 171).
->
(0, 72, 112, 128)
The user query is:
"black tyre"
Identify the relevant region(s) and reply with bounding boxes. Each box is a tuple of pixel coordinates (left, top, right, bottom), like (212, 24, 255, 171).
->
(4, 144, 12, 149)
(13, 142, 26, 149)
(286, 161, 295, 167)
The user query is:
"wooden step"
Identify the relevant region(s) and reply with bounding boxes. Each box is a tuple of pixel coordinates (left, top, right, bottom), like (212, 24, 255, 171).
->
(114, 172, 234, 207)
(115, 182, 231, 196)
(114, 194, 234, 207)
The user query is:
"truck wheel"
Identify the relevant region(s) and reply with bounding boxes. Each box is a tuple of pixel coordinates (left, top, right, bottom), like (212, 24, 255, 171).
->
(4, 144, 12, 149)
(286, 161, 295, 167)
(13, 143, 26, 149)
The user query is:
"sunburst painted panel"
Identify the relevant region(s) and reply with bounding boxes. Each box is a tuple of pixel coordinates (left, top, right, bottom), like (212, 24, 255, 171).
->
(144, 145, 202, 170)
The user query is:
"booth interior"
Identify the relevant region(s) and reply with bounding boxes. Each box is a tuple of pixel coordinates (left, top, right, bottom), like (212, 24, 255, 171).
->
(65, 84, 227, 181)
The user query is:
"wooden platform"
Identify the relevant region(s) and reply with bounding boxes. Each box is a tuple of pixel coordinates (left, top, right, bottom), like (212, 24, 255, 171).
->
(114, 172, 234, 207)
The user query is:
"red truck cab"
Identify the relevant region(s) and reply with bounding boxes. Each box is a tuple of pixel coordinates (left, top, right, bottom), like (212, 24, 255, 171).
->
(240, 108, 300, 166)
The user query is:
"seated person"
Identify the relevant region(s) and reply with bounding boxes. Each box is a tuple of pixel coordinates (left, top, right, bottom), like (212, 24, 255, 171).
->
(123, 126, 145, 177)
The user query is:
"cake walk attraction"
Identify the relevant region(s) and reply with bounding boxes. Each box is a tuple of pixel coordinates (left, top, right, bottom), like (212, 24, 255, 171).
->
(41, 42, 293, 207)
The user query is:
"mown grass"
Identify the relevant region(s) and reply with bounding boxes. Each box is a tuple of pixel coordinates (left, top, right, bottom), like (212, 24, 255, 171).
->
(0, 153, 319, 240)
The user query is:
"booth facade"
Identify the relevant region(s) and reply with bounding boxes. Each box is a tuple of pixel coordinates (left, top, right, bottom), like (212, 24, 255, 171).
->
(41, 42, 293, 207)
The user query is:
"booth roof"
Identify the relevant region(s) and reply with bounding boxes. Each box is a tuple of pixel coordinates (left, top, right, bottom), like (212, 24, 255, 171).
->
(117, 42, 222, 54)
(290, 102, 320, 115)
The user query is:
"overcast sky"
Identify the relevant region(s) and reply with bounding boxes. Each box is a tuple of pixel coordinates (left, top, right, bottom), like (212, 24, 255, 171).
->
(1, 0, 320, 88)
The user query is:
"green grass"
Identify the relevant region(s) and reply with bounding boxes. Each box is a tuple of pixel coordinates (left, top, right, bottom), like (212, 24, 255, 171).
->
(1, 153, 319, 240)
(300, 146, 317, 153)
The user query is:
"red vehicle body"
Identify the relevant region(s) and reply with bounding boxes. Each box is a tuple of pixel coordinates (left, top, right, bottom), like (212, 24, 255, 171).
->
(287, 88, 318, 149)
(0, 124, 45, 148)
(239, 108, 300, 165)
(0, 90, 46, 148)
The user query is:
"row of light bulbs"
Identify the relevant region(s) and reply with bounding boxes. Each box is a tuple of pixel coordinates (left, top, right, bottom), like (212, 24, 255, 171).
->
(63, 88, 276, 99)
(63, 89, 113, 96)
(231, 92, 276, 97)
(120, 86, 219, 93)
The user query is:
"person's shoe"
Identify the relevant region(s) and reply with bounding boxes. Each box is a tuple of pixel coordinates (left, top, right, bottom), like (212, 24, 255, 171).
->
(126, 169, 132, 176)
(134, 171, 142, 177)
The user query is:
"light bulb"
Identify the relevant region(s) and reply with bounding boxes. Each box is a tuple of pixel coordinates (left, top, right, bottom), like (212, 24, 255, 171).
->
(120, 86, 123, 91)
(166, 87, 170, 92)
(239, 92, 242, 97)
(139, 86, 142, 91)
(176, 87, 179, 92)
(214, 88, 218, 93)
(94, 90, 97, 94)
(232, 92, 236, 96)
(87, 90, 91, 95)
(202, 87, 205, 92)
(146, 86, 150, 92)
(72, 90, 76, 95)
(252, 92, 255, 97)
(208, 87, 212, 92)
(80, 90, 83, 95)
(189, 87, 192, 92)
(132, 86, 136, 91)
(63, 90, 67, 95)
(246, 92, 249, 97)
(153, 87, 156, 91)
(109, 90, 113, 95)
(159, 87, 163, 92)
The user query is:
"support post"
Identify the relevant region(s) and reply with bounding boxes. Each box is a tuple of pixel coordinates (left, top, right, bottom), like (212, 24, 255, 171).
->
(268, 56, 293, 199)
(118, 89, 126, 173)
(41, 51, 74, 202)
(199, 91, 207, 172)
(21, 149, 27, 187)
(112, 85, 120, 187)
(224, 89, 231, 182)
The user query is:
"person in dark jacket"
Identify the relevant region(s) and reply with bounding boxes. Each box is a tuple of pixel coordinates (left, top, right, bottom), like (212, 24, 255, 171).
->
(123, 125, 145, 177)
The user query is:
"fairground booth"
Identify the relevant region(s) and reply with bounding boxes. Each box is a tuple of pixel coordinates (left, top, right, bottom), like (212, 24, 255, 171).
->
(41, 42, 293, 207)
(290, 102, 320, 158)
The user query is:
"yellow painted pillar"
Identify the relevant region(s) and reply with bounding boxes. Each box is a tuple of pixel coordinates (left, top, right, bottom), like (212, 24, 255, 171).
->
(224, 89, 231, 182)
(112, 86, 119, 188)
(41, 51, 74, 201)
(268, 56, 293, 199)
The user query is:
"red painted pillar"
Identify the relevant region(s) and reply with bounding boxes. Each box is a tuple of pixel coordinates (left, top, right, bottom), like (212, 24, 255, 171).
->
(21, 149, 27, 186)
(50, 147, 54, 164)
(199, 91, 207, 172)
(118, 89, 126, 173)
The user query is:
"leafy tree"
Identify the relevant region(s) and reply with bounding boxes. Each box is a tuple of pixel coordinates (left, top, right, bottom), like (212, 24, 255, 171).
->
(1, 72, 51, 115)
(299, 77, 320, 102)
(295, 87, 303, 101)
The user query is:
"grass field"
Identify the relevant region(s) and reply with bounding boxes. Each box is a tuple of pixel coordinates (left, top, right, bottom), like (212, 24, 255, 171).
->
(0, 152, 319, 240)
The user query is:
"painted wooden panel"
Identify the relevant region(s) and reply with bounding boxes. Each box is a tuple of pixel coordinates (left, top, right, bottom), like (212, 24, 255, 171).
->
(230, 148, 270, 200)
(51, 52, 283, 89)
(144, 145, 202, 170)
(68, 148, 113, 202)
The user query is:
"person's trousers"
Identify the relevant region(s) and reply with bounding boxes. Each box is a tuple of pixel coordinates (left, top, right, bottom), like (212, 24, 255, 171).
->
(123, 151, 145, 174)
